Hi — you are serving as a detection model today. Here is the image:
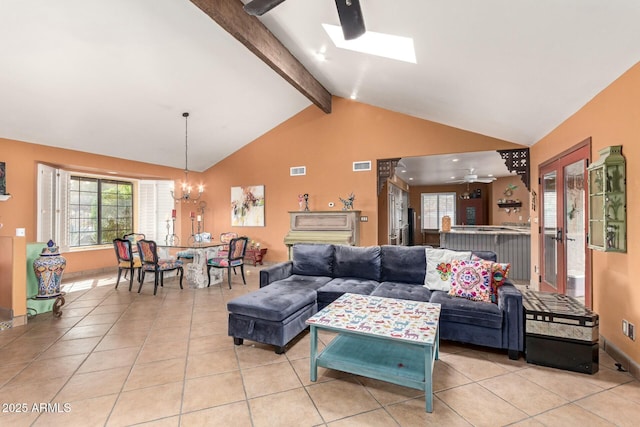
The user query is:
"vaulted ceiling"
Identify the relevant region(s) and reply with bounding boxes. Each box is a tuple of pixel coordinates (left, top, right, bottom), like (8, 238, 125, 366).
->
(1, 1, 639, 172)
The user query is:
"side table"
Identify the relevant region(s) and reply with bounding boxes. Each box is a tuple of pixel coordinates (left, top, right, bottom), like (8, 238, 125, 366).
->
(245, 248, 267, 266)
(522, 290, 599, 374)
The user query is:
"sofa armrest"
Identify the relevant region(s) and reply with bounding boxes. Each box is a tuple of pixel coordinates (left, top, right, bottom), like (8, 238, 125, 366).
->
(259, 261, 293, 288)
(498, 282, 524, 356)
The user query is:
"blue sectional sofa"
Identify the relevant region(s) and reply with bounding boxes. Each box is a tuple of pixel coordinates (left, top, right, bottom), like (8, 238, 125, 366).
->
(227, 243, 524, 358)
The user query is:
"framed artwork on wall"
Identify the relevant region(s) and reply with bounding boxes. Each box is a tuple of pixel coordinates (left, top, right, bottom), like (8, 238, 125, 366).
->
(231, 185, 265, 226)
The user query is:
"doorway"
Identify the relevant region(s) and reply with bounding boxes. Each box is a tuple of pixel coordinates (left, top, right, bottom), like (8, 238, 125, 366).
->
(539, 139, 591, 307)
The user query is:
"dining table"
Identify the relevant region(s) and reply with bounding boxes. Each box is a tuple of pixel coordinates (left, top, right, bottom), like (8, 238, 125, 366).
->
(157, 241, 224, 288)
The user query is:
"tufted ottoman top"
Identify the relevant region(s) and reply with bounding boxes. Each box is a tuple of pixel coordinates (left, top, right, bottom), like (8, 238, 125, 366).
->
(227, 284, 317, 322)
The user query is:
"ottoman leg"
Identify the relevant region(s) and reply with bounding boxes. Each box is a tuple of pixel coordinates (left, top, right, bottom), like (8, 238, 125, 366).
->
(508, 350, 520, 360)
(275, 346, 286, 354)
(233, 337, 243, 346)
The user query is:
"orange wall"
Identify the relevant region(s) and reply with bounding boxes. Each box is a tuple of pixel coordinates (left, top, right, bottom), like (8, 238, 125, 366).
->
(1, 98, 522, 271)
(491, 175, 531, 225)
(202, 97, 523, 261)
(0, 137, 190, 273)
(530, 61, 640, 364)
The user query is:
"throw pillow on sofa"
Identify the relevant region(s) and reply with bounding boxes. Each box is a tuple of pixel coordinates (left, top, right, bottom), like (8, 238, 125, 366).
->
(424, 248, 472, 291)
(471, 254, 512, 304)
(448, 259, 492, 302)
(490, 262, 511, 303)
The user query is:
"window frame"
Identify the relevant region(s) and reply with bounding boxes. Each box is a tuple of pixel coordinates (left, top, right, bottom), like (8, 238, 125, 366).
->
(37, 163, 174, 252)
(68, 175, 134, 248)
(421, 192, 456, 230)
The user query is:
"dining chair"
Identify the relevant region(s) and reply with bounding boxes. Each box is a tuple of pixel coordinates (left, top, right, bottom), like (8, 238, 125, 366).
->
(136, 239, 184, 295)
(207, 236, 248, 289)
(123, 232, 145, 279)
(123, 232, 145, 253)
(113, 238, 142, 291)
(217, 232, 239, 257)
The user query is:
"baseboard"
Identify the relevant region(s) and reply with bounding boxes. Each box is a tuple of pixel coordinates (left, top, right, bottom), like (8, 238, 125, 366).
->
(600, 335, 640, 379)
(63, 266, 114, 281)
(12, 315, 27, 327)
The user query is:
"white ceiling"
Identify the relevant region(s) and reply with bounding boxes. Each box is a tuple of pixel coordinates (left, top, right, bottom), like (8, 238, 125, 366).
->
(1, 1, 639, 173)
(396, 151, 514, 186)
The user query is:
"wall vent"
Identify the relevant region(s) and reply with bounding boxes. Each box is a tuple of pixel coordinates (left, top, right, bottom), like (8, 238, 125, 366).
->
(353, 161, 372, 171)
(290, 166, 306, 176)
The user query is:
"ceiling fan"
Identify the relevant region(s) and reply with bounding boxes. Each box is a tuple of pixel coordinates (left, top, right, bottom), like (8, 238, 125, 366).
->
(447, 168, 497, 184)
(243, 0, 366, 40)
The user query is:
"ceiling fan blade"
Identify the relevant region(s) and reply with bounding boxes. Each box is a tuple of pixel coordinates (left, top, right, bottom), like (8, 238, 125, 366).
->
(243, 0, 287, 16)
(476, 178, 497, 183)
(335, 0, 366, 40)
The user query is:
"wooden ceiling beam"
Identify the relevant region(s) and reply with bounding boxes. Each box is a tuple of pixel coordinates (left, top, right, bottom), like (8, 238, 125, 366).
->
(189, 0, 332, 113)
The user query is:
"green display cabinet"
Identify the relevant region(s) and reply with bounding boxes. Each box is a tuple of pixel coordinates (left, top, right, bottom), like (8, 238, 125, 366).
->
(587, 145, 626, 252)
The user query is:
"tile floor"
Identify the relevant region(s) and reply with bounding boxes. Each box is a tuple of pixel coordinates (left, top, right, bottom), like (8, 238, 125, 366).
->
(2, 265, 640, 426)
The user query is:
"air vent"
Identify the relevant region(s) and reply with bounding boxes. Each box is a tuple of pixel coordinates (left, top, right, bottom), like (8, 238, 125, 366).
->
(290, 166, 306, 176)
(353, 161, 372, 171)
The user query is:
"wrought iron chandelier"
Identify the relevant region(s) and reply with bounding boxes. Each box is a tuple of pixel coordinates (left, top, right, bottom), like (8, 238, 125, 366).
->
(171, 112, 203, 203)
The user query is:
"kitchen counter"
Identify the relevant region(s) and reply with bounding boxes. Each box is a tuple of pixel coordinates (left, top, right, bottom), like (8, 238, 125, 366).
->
(440, 225, 531, 281)
(443, 225, 531, 235)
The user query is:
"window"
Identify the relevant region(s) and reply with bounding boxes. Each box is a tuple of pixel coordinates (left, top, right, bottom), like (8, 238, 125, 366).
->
(421, 192, 456, 229)
(69, 177, 133, 247)
(138, 180, 175, 242)
(37, 163, 174, 252)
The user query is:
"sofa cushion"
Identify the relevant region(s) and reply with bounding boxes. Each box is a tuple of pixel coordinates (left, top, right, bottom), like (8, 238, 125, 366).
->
(371, 282, 432, 302)
(424, 248, 472, 291)
(271, 274, 332, 291)
(227, 284, 317, 322)
(471, 250, 498, 262)
(333, 245, 381, 281)
(448, 259, 492, 303)
(291, 244, 335, 277)
(316, 277, 379, 305)
(380, 245, 428, 284)
(430, 290, 503, 329)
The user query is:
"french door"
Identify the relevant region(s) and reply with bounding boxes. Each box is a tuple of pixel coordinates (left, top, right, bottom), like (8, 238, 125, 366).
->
(539, 141, 591, 307)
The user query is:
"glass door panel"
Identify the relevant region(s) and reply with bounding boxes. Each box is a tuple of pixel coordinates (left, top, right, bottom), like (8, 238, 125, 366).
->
(542, 170, 558, 290)
(538, 142, 591, 306)
(564, 160, 587, 302)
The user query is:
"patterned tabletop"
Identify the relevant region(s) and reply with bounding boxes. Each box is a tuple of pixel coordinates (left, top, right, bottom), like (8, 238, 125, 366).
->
(306, 293, 441, 345)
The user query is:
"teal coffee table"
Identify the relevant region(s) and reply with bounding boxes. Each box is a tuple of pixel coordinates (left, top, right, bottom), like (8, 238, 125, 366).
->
(306, 293, 441, 412)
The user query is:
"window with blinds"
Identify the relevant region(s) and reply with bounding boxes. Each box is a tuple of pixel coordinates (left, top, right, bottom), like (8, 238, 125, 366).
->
(37, 163, 173, 251)
(421, 192, 456, 229)
(138, 180, 174, 242)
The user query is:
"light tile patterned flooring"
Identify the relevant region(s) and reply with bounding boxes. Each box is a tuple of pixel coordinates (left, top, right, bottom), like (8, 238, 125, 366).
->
(2, 265, 640, 426)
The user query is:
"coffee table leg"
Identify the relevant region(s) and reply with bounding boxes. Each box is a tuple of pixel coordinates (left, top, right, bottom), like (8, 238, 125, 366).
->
(310, 326, 318, 382)
(425, 345, 433, 413)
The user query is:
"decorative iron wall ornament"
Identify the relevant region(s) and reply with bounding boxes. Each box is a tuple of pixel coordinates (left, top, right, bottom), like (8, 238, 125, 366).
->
(497, 148, 530, 190)
(377, 158, 401, 195)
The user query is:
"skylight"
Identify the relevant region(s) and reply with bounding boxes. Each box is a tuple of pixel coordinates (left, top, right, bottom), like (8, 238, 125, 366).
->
(322, 24, 417, 64)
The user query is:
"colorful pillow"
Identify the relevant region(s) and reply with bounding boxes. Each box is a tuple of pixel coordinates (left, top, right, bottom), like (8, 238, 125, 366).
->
(471, 255, 512, 304)
(490, 263, 511, 303)
(424, 248, 472, 291)
(448, 259, 492, 302)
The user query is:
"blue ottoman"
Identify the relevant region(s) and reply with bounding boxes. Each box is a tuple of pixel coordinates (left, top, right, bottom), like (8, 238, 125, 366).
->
(227, 283, 318, 353)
